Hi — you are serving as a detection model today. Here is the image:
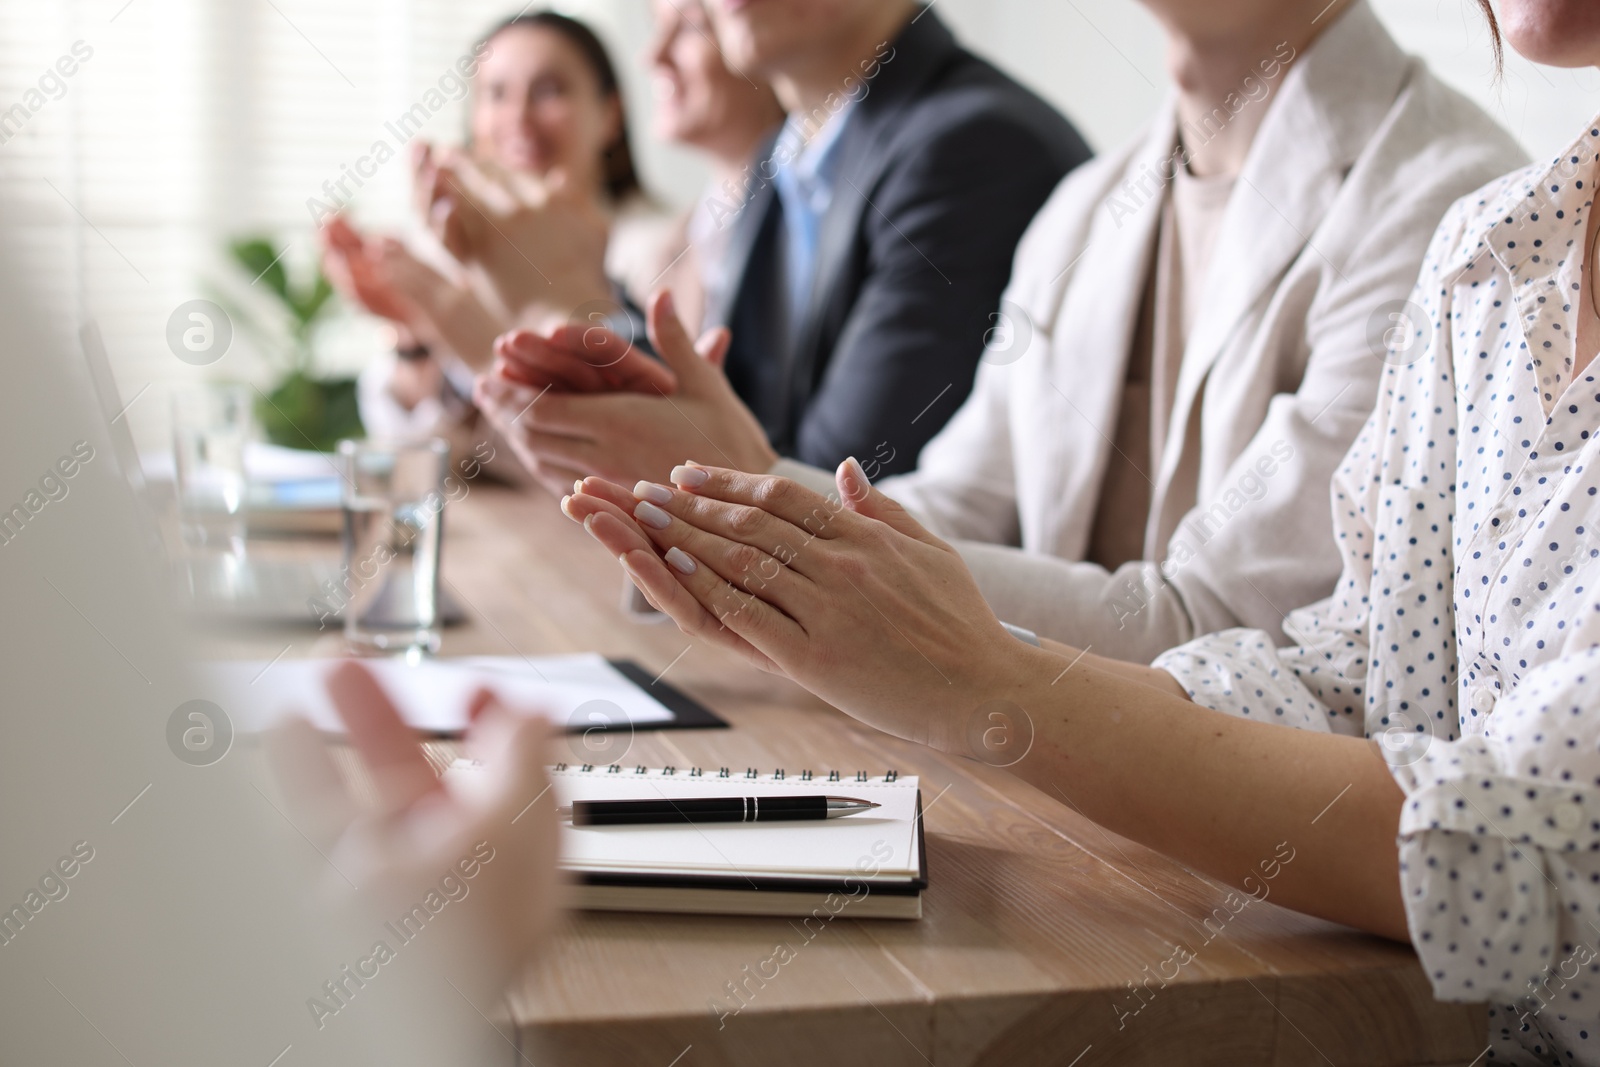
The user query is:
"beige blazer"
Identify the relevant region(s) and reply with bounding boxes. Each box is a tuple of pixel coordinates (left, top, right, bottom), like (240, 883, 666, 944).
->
(775, 1, 1524, 661)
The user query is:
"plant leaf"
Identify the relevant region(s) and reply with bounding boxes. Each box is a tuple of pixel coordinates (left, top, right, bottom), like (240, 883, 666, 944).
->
(228, 237, 289, 304)
(289, 271, 336, 326)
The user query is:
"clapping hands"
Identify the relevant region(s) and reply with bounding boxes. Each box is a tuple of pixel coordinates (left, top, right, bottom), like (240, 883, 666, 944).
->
(560, 459, 1039, 750)
(473, 290, 776, 493)
(321, 215, 423, 327)
(416, 144, 613, 326)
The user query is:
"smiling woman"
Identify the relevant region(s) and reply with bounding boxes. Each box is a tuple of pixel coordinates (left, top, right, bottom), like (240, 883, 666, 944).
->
(316, 7, 675, 478)
(469, 12, 643, 203)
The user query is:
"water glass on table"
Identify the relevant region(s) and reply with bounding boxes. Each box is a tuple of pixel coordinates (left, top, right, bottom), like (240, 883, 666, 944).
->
(338, 437, 449, 655)
(171, 382, 251, 554)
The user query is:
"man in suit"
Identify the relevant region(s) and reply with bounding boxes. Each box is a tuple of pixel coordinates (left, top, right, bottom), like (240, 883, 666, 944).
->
(470, 0, 1089, 487)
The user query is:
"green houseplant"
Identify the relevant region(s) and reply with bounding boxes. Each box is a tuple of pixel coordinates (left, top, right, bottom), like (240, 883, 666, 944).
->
(226, 237, 363, 452)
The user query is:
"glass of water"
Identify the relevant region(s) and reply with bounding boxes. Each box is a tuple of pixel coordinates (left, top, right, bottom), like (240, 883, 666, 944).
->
(171, 383, 251, 554)
(338, 437, 449, 654)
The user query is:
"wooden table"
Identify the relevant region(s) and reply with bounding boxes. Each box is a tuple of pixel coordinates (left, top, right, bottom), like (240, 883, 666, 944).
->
(254, 485, 1488, 1067)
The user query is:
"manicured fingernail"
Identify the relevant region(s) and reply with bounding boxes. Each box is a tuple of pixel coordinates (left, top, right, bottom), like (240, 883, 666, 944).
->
(841, 456, 870, 499)
(633, 500, 671, 529)
(664, 547, 697, 574)
(671, 465, 708, 487)
(582, 515, 596, 533)
(574, 479, 584, 495)
(634, 481, 673, 505)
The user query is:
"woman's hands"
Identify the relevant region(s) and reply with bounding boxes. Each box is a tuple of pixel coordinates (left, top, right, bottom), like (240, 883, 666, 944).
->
(561, 458, 1048, 749)
(423, 148, 614, 326)
(321, 217, 485, 359)
(266, 662, 561, 992)
(321, 216, 421, 326)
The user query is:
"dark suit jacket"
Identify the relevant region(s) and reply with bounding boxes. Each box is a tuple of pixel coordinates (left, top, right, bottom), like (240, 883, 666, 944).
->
(707, 8, 1090, 477)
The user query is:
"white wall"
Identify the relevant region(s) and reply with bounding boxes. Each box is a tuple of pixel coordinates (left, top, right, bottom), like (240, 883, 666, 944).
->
(943, 0, 1600, 163)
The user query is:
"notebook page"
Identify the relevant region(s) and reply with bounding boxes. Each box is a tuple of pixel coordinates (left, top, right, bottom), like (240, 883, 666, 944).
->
(547, 769, 921, 882)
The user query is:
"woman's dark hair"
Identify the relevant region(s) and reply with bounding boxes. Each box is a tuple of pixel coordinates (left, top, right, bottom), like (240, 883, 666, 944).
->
(1476, 0, 1504, 74)
(477, 11, 645, 204)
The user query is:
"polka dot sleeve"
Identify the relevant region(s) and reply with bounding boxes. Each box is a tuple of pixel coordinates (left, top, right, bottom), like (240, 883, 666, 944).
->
(1152, 627, 1352, 735)
(1390, 648, 1600, 1029)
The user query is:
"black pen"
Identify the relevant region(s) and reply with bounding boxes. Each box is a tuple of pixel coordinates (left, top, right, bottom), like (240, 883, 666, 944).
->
(558, 795, 880, 826)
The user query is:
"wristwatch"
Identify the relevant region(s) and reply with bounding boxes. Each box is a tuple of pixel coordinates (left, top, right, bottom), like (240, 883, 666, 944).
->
(1000, 620, 1041, 647)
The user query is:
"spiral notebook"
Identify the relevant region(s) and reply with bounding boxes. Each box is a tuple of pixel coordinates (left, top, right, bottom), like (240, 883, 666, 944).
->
(448, 761, 927, 919)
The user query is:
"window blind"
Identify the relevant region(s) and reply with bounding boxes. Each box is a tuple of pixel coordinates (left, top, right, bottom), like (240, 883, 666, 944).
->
(0, 0, 666, 450)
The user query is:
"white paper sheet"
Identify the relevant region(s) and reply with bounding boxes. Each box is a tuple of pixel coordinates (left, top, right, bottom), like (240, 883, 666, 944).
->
(204, 654, 678, 734)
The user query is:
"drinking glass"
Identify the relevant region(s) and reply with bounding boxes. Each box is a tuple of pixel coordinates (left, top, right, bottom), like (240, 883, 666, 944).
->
(338, 438, 449, 654)
(171, 383, 251, 553)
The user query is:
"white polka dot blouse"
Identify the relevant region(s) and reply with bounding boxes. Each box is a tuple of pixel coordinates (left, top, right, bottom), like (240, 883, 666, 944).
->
(1155, 117, 1600, 1064)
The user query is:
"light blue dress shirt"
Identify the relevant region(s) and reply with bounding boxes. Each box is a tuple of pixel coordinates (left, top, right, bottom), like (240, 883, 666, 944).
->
(769, 98, 861, 331)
